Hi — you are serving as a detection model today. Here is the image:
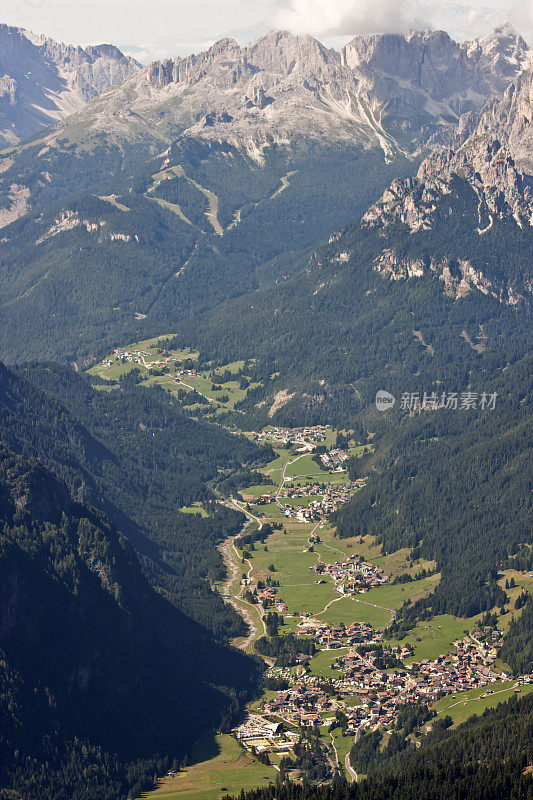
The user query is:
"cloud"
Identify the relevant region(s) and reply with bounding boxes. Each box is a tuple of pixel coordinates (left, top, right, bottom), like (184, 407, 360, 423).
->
(272, 0, 533, 44)
(2, 0, 531, 63)
(510, 0, 533, 45)
(274, 0, 427, 37)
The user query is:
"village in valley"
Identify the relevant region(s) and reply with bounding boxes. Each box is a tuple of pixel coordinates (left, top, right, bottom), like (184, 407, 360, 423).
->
(216, 421, 533, 786)
(89, 336, 533, 798)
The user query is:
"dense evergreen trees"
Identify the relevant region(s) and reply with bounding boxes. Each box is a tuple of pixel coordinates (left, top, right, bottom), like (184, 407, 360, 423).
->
(0, 448, 260, 799)
(500, 597, 533, 675)
(333, 357, 532, 624)
(0, 142, 413, 365)
(0, 362, 272, 637)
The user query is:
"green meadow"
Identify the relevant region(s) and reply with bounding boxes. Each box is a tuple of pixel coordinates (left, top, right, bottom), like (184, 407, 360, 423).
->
(390, 614, 481, 662)
(143, 735, 276, 800)
(432, 681, 533, 726)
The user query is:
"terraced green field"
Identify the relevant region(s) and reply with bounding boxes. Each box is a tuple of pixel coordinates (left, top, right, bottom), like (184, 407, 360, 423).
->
(432, 681, 533, 725)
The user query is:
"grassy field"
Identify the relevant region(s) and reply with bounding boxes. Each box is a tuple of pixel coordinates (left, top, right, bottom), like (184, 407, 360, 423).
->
(359, 574, 440, 611)
(87, 335, 261, 414)
(389, 614, 481, 662)
(238, 508, 440, 630)
(179, 503, 208, 518)
(493, 568, 533, 631)
(308, 648, 348, 679)
(320, 596, 392, 629)
(432, 681, 533, 726)
(285, 455, 332, 479)
(143, 735, 277, 800)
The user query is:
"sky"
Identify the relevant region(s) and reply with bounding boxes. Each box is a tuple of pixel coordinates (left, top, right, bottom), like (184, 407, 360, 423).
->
(2, 0, 532, 63)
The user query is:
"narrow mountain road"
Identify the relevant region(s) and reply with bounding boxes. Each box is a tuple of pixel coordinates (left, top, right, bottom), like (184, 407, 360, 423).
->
(229, 498, 263, 529)
(275, 453, 307, 509)
(441, 683, 519, 712)
(345, 752, 358, 782)
(175, 378, 218, 403)
(316, 595, 344, 616)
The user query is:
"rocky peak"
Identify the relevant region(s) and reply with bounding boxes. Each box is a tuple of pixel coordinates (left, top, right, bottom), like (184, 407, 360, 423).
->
(0, 24, 140, 144)
(6, 25, 529, 161)
(245, 30, 338, 76)
(342, 26, 530, 118)
(357, 66, 532, 305)
(364, 66, 532, 232)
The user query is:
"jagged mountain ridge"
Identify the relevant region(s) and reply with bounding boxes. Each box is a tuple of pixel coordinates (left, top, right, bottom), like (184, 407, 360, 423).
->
(0, 24, 529, 369)
(0, 23, 140, 145)
(19, 25, 529, 161)
(360, 66, 532, 300)
(0, 24, 528, 240)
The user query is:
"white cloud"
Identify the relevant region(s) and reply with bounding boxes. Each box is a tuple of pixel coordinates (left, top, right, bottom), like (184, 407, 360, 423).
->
(510, 0, 533, 45)
(274, 0, 427, 38)
(273, 0, 533, 44)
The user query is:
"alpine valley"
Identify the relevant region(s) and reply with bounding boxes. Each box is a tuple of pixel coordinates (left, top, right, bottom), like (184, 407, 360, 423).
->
(0, 16, 531, 800)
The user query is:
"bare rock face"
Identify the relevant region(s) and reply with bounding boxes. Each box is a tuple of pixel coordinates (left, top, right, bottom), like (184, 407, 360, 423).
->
(373, 249, 528, 303)
(364, 67, 533, 232)
(356, 67, 532, 305)
(44, 26, 529, 161)
(343, 25, 528, 118)
(0, 24, 140, 144)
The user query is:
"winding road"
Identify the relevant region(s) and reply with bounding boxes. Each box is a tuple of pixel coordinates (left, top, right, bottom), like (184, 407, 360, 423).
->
(274, 452, 307, 508)
(345, 753, 358, 782)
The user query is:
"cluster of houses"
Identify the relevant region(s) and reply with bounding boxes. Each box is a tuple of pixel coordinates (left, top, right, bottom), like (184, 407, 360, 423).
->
(312, 554, 388, 594)
(104, 346, 184, 372)
(320, 449, 350, 471)
(251, 634, 532, 741)
(255, 426, 328, 446)
(296, 618, 380, 650)
(271, 480, 365, 521)
(335, 634, 512, 711)
(256, 586, 288, 613)
(101, 346, 153, 368)
(263, 684, 336, 728)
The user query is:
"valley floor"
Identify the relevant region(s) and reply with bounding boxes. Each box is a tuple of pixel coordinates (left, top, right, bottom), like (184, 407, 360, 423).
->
(143, 429, 533, 799)
(89, 337, 532, 799)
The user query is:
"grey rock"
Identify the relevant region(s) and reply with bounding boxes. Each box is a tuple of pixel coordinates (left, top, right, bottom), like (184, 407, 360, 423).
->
(0, 24, 140, 145)
(40, 27, 529, 160)
(365, 66, 533, 232)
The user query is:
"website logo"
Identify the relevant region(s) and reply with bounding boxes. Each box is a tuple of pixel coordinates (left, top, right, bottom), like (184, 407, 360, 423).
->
(375, 390, 396, 411)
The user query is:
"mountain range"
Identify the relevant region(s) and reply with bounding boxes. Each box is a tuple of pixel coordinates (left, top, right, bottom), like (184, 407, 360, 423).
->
(11, 23, 527, 158)
(0, 18, 531, 800)
(0, 24, 530, 368)
(0, 24, 140, 146)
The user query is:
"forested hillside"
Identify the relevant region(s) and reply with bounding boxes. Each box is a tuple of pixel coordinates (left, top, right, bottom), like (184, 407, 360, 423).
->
(332, 356, 532, 624)
(0, 362, 272, 636)
(0, 141, 412, 365)
(0, 448, 260, 799)
(179, 178, 532, 427)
